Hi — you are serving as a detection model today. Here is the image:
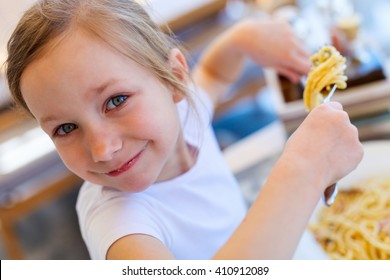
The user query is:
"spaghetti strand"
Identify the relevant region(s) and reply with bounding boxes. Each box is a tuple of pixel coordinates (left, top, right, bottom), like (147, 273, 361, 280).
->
(303, 45, 347, 111)
(309, 177, 390, 259)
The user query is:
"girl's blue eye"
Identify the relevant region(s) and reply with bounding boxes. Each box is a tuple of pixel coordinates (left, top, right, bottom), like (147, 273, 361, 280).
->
(106, 95, 127, 110)
(56, 123, 77, 136)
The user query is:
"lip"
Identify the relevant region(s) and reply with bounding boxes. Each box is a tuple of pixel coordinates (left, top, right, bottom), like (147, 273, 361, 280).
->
(106, 144, 147, 177)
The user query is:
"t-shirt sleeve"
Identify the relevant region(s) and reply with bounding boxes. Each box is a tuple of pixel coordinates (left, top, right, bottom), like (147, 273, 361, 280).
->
(76, 185, 168, 259)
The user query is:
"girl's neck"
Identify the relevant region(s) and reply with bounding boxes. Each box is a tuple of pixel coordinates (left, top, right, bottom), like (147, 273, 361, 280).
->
(157, 134, 198, 182)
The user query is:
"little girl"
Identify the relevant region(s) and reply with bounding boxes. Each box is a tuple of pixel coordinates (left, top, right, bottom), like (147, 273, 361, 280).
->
(5, 0, 363, 259)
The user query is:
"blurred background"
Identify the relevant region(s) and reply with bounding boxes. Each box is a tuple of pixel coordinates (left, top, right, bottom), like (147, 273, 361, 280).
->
(1, 0, 390, 259)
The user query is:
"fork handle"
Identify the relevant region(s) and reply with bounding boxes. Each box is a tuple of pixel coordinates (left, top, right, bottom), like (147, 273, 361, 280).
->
(322, 84, 337, 104)
(321, 83, 339, 206)
(323, 182, 338, 206)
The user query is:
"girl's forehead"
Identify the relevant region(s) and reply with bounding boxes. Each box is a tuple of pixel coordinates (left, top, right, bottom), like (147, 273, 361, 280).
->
(27, 27, 80, 64)
(31, 31, 111, 71)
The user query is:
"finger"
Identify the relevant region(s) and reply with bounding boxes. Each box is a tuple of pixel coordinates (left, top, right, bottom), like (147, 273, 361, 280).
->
(293, 40, 311, 58)
(278, 50, 311, 76)
(318, 101, 343, 111)
(326, 101, 343, 110)
(291, 52, 311, 74)
(275, 67, 301, 83)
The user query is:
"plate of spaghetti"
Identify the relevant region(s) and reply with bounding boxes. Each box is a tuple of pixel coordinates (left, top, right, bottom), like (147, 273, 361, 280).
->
(294, 140, 390, 260)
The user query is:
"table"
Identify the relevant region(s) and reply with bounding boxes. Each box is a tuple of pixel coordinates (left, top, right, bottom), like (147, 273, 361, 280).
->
(0, 110, 83, 259)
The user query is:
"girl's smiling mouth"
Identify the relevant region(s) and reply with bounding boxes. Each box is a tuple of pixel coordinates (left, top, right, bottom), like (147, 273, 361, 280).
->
(106, 144, 147, 177)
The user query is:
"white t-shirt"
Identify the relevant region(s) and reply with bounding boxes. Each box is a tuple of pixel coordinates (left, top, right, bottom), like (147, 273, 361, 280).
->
(76, 86, 247, 259)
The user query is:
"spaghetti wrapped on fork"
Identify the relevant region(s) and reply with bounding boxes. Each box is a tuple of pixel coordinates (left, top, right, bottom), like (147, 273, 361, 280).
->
(303, 46, 348, 111)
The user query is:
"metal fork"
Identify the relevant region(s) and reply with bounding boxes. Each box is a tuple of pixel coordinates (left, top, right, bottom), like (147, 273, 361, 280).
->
(322, 83, 337, 103)
(321, 84, 338, 206)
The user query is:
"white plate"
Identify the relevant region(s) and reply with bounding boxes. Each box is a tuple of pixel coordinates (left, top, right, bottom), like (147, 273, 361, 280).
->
(293, 140, 390, 259)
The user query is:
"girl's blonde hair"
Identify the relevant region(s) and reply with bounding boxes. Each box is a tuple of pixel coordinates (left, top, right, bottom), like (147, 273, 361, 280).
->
(5, 0, 190, 113)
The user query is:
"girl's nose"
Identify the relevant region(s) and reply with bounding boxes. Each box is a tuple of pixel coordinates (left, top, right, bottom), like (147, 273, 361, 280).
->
(87, 128, 122, 162)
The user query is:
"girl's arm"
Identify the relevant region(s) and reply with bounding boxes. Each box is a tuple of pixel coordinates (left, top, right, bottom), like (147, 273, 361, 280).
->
(192, 18, 311, 105)
(213, 102, 363, 259)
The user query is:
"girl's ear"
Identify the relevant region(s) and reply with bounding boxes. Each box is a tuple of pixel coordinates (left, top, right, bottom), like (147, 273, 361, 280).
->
(168, 48, 189, 81)
(168, 48, 189, 103)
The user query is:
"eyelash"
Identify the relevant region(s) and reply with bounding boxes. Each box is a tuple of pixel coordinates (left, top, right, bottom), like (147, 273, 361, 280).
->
(52, 95, 128, 137)
(54, 123, 78, 137)
(106, 95, 128, 111)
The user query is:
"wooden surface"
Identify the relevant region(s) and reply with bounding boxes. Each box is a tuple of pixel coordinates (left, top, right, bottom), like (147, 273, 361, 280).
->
(0, 108, 31, 133)
(0, 166, 82, 259)
(146, 0, 227, 32)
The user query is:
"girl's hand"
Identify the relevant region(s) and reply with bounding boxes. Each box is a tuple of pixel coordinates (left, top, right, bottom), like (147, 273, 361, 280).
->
(193, 17, 311, 104)
(234, 18, 311, 83)
(282, 102, 364, 191)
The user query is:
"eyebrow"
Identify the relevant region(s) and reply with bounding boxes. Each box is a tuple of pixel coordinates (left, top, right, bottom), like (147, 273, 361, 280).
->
(90, 80, 112, 95)
(39, 79, 121, 125)
(39, 115, 60, 125)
